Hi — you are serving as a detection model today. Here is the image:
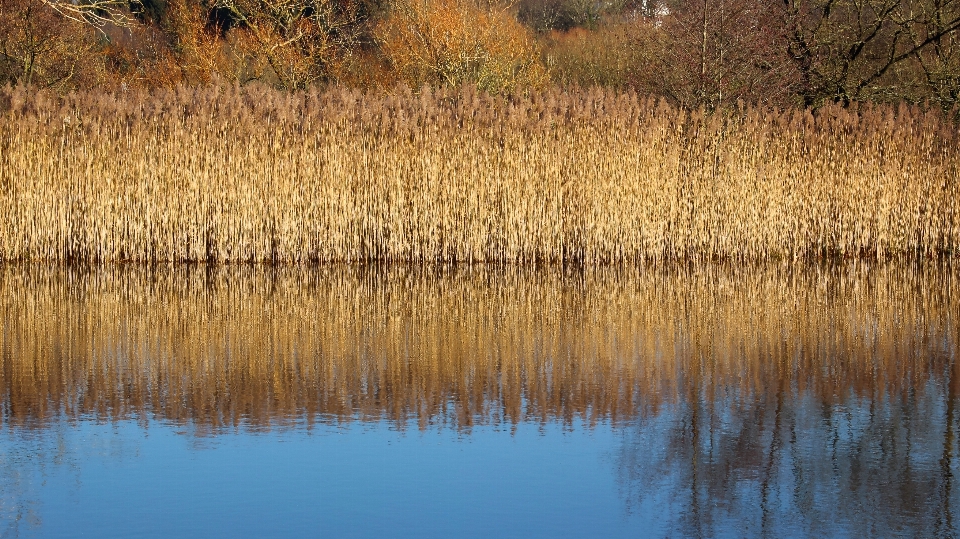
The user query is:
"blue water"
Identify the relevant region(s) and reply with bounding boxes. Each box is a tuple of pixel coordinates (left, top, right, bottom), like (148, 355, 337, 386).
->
(1, 264, 957, 538)
(3, 419, 655, 539)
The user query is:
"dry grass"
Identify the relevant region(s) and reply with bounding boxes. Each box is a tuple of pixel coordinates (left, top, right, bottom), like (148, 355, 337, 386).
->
(0, 263, 956, 430)
(0, 85, 958, 263)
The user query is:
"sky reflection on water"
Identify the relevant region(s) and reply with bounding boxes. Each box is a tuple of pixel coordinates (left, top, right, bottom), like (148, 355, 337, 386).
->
(0, 263, 957, 538)
(3, 419, 645, 539)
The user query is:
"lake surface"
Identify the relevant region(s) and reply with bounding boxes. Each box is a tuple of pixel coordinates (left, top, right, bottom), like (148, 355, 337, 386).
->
(1, 263, 957, 538)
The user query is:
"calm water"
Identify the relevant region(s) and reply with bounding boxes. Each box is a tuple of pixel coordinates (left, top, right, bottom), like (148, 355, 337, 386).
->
(1, 263, 957, 538)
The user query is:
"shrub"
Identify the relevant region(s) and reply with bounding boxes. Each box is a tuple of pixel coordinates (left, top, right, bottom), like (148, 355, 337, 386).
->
(518, 0, 626, 32)
(540, 19, 662, 90)
(0, 0, 104, 89)
(374, 0, 546, 93)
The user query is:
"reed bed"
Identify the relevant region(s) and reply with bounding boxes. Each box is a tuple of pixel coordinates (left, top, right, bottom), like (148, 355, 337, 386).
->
(0, 85, 958, 263)
(0, 263, 955, 430)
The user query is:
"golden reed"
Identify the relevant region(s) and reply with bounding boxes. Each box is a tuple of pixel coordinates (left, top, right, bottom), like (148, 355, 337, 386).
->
(1, 263, 956, 430)
(0, 85, 957, 263)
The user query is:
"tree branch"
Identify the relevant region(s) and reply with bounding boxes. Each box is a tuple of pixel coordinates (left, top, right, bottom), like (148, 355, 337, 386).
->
(42, 0, 139, 29)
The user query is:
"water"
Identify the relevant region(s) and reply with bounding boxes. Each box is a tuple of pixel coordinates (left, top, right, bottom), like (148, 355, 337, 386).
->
(1, 263, 957, 538)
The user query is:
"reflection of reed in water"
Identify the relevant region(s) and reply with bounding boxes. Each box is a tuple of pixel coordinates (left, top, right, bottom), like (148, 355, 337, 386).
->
(614, 264, 960, 538)
(0, 264, 957, 431)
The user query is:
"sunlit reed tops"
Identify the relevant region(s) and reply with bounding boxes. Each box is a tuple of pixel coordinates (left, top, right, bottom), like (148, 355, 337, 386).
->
(1, 85, 958, 263)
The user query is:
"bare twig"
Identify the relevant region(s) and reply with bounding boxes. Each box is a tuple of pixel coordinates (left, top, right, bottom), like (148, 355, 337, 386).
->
(42, 0, 139, 29)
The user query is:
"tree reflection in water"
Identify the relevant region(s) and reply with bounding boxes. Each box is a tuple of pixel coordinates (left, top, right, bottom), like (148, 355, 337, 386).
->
(0, 262, 957, 536)
(615, 264, 958, 538)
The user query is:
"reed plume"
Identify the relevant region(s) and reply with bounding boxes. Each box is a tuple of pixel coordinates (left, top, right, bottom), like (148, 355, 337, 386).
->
(0, 85, 958, 263)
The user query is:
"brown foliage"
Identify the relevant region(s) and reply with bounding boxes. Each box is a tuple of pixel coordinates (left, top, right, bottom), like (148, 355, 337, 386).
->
(659, 0, 801, 108)
(518, 0, 626, 31)
(209, 0, 368, 88)
(374, 0, 547, 92)
(783, 0, 960, 106)
(541, 21, 663, 90)
(2, 0, 960, 105)
(0, 0, 105, 89)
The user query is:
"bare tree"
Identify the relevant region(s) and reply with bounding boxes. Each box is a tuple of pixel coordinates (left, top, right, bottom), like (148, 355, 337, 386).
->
(0, 0, 101, 87)
(783, 0, 960, 105)
(41, 0, 138, 29)
(210, 0, 366, 88)
(660, 0, 799, 108)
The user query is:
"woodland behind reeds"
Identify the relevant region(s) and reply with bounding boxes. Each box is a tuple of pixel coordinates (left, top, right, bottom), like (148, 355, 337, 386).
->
(2, 85, 959, 263)
(0, 263, 956, 430)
